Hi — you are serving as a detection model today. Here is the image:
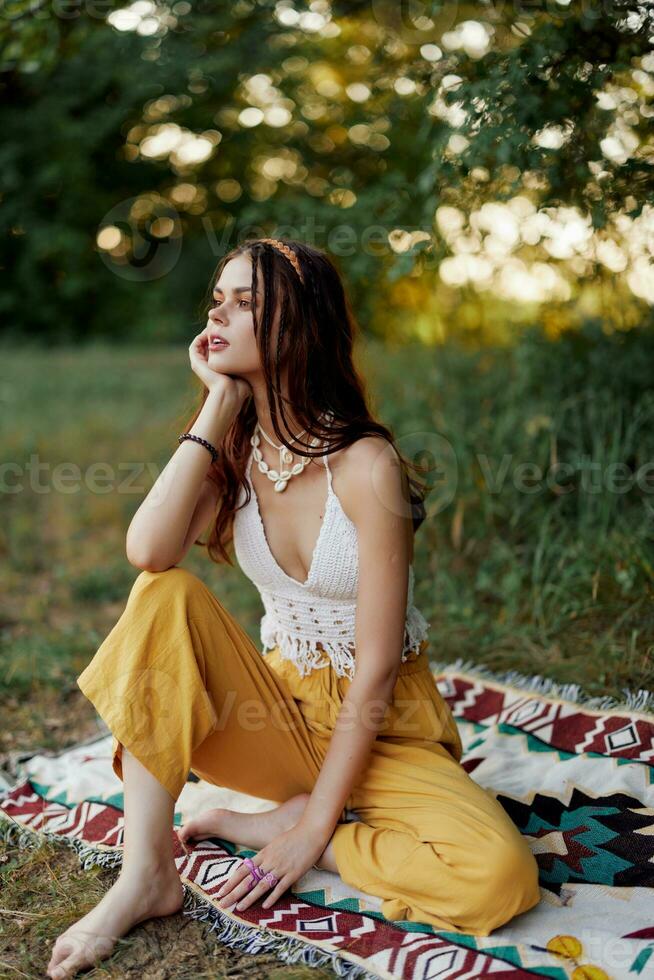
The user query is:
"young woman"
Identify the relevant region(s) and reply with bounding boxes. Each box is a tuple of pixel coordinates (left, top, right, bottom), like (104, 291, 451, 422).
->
(46, 238, 540, 979)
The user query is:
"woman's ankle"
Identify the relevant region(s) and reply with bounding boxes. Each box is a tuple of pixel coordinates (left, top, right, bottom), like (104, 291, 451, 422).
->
(118, 855, 180, 887)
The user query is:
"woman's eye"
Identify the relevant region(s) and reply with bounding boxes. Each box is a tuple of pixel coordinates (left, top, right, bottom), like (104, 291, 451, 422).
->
(211, 299, 250, 308)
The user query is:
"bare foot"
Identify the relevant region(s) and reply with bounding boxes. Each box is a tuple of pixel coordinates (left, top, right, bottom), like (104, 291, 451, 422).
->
(178, 791, 311, 850)
(46, 864, 184, 979)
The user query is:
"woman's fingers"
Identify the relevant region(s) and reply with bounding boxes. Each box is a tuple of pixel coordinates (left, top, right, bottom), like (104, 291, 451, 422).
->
(231, 871, 283, 911)
(189, 333, 208, 367)
(260, 874, 289, 909)
(217, 859, 273, 907)
(234, 877, 271, 910)
(224, 863, 287, 912)
(217, 861, 249, 898)
(218, 868, 254, 907)
(188, 332, 219, 389)
(215, 855, 289, 912)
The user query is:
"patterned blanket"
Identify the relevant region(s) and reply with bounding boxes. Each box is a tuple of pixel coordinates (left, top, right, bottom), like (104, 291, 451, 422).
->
(2, 657, 654, 980)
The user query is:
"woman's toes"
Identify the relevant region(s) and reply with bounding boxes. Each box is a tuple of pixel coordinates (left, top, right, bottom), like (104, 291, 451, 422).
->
(178, 808, 226, 842)
(49, 948, 83, 980)
(48, 934, 74, 977)
(178, 819, 197, 842)
(48, 931, 114, 978)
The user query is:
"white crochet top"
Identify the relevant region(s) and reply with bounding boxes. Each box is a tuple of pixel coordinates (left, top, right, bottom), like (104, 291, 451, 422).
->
(232, 439, 431, 680)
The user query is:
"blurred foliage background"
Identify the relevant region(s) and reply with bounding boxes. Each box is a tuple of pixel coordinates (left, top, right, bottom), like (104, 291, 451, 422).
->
(2, 0, 654, 342)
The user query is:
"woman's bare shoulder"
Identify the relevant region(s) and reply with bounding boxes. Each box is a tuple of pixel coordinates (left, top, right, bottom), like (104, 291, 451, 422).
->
(328, 433, 393, 471)
(326, 435, 390, 495)
(328, 435, 414, 559)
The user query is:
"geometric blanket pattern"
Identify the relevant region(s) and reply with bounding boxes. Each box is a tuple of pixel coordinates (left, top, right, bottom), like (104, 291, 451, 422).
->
(2, 655, 654, 980)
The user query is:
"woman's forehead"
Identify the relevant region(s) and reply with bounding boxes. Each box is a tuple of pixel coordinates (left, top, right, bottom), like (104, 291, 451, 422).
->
(214, 253, 264, 293)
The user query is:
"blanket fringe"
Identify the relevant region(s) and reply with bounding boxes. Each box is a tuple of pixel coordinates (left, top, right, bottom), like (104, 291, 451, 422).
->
(430, 656, 654, 715)
(0, 810, 124, 871)
(181, 886, 379, 980)
(0, 813, 377, 980)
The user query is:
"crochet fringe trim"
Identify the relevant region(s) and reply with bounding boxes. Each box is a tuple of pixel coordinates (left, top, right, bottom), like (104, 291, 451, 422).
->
(0, 814, 379, 980)
(263, 623, 352, 678)
(430, 656, 654, 716)
(405, 604, 430, 653)
(262, 607, 431, 682)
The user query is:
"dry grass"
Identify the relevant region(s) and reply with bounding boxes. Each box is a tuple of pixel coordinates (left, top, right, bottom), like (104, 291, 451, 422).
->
(0, 835, 335, 978)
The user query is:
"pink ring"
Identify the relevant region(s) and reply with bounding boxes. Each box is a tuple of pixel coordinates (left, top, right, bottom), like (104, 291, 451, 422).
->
(243, 856, 263, 889)
(262, 870, 279, 888)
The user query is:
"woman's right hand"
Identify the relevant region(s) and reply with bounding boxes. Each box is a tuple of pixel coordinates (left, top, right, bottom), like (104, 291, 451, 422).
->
(188, 331, 251, 410)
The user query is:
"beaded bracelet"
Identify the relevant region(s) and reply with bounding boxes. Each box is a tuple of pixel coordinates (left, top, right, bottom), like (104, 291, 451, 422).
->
(178, 432, 219, 463)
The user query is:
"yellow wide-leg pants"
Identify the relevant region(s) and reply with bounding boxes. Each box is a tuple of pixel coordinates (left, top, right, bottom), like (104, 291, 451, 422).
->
(76, 566, 541, 936)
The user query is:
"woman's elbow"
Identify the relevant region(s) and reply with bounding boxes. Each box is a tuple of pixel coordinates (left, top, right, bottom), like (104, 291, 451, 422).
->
(125, 541, 178, 572)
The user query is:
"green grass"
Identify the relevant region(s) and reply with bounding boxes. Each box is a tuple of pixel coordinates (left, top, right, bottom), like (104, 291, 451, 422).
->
(2, 329, 653, 700)
(379, 323, 654, 697)
(1, 325, 653, 975)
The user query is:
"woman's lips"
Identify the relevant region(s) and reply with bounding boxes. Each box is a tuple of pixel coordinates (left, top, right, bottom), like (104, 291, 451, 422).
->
(208, 339, 230, 350)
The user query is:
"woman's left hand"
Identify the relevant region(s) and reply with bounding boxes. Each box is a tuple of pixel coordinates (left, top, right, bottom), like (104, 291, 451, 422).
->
(216, 822, 330, 912)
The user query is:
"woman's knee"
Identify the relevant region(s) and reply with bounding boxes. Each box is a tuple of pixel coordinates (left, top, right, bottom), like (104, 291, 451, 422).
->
(128, 566, 234, 665)
(411, 833, 540, 932)
(478, 834, 541, 920)
(131, 566, 209, 606)
(133, 565, 200, 589)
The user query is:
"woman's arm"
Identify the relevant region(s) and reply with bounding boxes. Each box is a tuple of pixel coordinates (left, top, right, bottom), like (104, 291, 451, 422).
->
(298, 436, 413, 840)
(125, 387, 238, 571)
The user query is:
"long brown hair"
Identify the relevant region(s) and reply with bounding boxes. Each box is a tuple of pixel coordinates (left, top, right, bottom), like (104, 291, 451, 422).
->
(180, 237, 428, 564)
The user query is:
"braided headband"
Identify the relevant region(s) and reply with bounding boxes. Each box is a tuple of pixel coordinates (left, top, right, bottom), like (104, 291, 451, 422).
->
(257, 238, 305, 285)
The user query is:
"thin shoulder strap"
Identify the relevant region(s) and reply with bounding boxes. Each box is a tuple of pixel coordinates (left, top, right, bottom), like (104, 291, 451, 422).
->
(322, 445, 334, 491)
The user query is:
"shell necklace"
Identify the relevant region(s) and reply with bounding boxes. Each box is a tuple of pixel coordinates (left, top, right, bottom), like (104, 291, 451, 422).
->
(250, 415, 326, 493)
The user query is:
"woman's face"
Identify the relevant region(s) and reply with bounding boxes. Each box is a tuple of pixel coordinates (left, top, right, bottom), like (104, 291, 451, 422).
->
(205, 253, 267, 375)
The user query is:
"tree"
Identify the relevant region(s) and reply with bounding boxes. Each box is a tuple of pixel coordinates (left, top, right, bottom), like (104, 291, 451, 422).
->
(1, 0, 652, 342)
